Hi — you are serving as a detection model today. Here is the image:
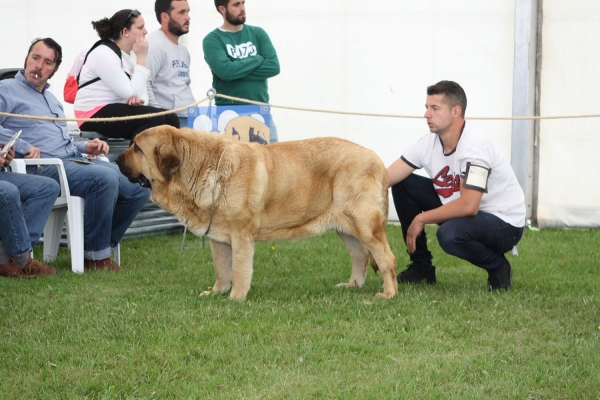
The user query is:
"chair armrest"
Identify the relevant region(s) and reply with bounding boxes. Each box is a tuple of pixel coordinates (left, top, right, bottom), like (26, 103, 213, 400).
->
(9, 158, 72, 199)
(9, 158, 64, 172)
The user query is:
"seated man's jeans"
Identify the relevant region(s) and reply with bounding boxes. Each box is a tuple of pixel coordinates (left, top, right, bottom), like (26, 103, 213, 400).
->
(0, 172, 60, 257)
(391, 173, 524, 270)
(37, 154, 151, 260)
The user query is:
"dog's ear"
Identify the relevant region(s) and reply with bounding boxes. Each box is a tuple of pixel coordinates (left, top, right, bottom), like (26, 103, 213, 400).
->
(154, 144, 180, 180)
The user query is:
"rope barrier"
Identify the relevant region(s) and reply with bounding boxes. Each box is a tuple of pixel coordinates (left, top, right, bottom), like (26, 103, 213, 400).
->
(217, 94, 600, 121)
(1, 91, 600, 123)
(0, 96, 209, 123)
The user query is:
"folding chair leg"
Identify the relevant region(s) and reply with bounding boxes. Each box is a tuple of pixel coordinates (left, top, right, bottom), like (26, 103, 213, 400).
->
(67, 197, 85, 274)
(43, 209, 67, 263)
(113, 245, 120, 266)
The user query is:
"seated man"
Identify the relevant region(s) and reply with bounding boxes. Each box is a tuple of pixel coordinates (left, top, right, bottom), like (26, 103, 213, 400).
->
(0, 145, 60, 277)
(387, 80, 525, 291)
(0, 37, 151, 271)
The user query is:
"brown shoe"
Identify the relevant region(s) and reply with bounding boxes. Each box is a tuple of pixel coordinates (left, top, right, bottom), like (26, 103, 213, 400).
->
(0, 260, 36, 278)
(23, 258, 57, 276)
(84, 258, 122, 271)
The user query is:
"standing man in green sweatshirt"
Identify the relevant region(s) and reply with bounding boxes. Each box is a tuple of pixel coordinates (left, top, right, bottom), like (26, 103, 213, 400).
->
(203, 0, 281, 142)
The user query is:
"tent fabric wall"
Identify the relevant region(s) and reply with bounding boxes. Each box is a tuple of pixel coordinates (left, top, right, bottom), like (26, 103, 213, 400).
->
(537, 0, 600, 228)
(1, 1, 598, 228)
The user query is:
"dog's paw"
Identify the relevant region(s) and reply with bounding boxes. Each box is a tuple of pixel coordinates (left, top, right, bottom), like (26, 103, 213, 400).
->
(199, 290, 212, 297)
(335, 282, 355, 288)
(336, 278, 365, 288)
(229, 294, 247, 301)
(375, 292, 395, 299)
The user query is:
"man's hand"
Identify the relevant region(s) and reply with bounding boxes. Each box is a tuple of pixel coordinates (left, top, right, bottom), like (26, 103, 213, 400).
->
(126, 94, 145, 106)
(24, 146, 41, 159)
(406, 214, 426, 254)
(85, 138, 109, 156)
(0, 145, 15, 166)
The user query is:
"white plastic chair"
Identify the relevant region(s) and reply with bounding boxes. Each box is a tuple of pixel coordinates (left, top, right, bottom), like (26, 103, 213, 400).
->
(10, 158, 120, 273)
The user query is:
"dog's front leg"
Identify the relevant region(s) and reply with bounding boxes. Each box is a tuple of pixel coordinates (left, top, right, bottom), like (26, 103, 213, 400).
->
(203, 239, 233, 296)
(229, 235, 256, 300)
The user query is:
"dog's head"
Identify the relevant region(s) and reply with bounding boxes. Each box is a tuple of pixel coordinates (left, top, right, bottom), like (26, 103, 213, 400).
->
(116, 125, 181, 190)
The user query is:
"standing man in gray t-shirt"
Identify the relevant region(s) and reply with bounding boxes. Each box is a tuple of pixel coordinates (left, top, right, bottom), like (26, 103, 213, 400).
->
(147, 0, 195, 127)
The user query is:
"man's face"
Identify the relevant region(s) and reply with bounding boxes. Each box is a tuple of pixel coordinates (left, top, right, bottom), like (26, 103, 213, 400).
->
(166, 0, 191, 36)
(224, 0, 246, 26)
(424, 94, 456, 135)
(24, 41, 58, 91)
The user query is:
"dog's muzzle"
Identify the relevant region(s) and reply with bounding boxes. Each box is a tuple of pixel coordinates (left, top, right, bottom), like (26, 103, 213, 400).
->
(116, 155, 151, 188)
(136, 174, 151, 188)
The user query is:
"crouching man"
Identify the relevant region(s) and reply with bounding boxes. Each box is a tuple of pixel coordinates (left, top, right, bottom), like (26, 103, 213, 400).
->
(387, 81, 525, 290)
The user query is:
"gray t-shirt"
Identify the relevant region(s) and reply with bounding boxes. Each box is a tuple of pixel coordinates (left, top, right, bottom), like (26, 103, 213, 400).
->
(146, 30, 195, 118)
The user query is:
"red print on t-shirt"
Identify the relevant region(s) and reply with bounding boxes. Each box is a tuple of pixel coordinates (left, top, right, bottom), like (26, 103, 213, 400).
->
(432, 166, 460, 198)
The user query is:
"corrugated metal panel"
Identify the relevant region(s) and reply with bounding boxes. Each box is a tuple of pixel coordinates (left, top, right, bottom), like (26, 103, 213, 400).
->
(47, 202, 184, 246)
(122, 202, 184, 239)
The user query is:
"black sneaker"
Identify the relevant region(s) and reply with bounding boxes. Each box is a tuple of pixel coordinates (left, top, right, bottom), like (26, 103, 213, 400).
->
(487, 256, 512, 291)
(397, 264, 436, 285)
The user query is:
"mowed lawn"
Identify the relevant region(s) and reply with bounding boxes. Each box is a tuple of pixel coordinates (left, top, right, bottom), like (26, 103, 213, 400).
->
(1, 225, 598, 399)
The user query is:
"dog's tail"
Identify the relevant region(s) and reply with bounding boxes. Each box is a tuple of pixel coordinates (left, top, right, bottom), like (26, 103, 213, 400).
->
(369, 252, 379, 273)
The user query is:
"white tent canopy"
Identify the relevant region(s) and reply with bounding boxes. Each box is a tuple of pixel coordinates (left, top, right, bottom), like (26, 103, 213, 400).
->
(2, 0, 598, 228)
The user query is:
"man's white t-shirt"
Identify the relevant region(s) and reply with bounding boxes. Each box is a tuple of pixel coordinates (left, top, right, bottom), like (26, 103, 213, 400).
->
(401, 122, 526, 227)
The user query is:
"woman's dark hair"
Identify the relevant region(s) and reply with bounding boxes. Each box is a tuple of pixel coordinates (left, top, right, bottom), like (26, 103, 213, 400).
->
(92, 9, 141, 40)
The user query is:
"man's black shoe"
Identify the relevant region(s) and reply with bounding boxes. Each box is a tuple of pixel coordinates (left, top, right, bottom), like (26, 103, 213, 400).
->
(488, 256, 512, 291)
(397, 264, 436, 285)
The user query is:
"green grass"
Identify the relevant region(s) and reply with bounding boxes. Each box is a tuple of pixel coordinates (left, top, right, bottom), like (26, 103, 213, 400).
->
(1, 226, 599, 399)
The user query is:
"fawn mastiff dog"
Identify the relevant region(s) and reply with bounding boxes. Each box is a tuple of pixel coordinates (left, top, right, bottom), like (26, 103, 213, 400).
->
(116, 126, 397, 300)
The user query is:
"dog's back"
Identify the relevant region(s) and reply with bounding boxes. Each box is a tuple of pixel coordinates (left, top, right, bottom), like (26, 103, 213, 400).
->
(229, 137, 389, 241)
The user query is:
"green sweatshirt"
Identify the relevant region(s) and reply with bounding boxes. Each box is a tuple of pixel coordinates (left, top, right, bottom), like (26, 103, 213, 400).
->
(202, 25, 280, 105)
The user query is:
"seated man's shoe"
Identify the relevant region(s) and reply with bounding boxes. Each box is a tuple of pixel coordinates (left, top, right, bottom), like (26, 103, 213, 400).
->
(397, 264, 436, 284)
(0, 260, 36, 278)
(487, 256, 512, 291)
(84, 258, 122, 272)
(23, 258, 57, 276)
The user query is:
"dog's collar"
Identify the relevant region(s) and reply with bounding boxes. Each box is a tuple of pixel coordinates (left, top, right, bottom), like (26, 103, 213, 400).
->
(202, 142, 234, 241)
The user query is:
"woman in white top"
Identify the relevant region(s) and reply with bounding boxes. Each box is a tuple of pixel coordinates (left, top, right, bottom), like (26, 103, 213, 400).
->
(75, 9, 179, 143)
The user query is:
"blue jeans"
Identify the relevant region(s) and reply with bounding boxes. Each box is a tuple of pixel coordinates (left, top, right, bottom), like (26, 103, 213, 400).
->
(391, 173, 524, 270)
(37, 154, 151, 260)
(0, 172, 60, 257)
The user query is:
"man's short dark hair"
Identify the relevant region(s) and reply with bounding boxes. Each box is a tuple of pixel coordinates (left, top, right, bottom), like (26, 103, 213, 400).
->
(25, 37, 62, 70)
(155, 0, 176, 23)
(214, 0, 230, 12)
(427, 80, 467, 117)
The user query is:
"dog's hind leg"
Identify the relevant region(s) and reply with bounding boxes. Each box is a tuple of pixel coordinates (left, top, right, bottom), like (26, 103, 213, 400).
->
(335, 231, 368, 289)
(348, 213, 398, 298)
(229, 235, 256, 300)
(204, 239, 233, 296)
(370, 240, 398, 299)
